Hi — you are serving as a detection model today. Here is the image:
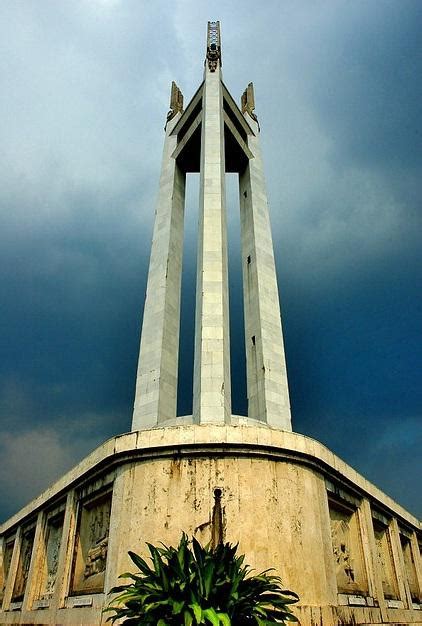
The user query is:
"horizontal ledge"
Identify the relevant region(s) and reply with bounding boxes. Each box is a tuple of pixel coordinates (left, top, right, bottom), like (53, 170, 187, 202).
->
(1, 424, 420, 534)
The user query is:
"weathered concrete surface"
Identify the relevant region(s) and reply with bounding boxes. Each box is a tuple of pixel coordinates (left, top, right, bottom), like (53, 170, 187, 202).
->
(132, 111, 185, 430)
(0, 425, 420, 625)
(240, 111, 292, 430)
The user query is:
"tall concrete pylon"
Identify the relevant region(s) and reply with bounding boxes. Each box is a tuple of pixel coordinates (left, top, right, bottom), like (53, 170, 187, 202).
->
(132, 21, 292, 431)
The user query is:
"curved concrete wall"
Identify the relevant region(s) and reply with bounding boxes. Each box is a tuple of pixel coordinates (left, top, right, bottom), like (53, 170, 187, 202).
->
(0, 425, 421, 625)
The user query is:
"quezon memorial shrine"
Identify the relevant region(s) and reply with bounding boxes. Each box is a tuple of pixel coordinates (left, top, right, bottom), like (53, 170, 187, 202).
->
(0, 22, 420, 626)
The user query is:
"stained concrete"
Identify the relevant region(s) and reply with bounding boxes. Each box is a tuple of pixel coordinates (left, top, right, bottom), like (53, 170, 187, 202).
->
(0, 425, 420, 625)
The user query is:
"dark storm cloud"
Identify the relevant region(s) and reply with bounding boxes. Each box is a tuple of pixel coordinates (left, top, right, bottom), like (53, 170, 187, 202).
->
(267, 3, 422, 514)
(308, 1, 422, 171)
(0, 0, 420, 521)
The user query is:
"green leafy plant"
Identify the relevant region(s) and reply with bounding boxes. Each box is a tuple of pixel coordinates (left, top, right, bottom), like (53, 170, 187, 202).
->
(105, 533, 298, 625)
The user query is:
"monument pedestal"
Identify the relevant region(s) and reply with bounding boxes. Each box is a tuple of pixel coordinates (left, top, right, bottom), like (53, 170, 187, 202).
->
(0, 424, 420, 625)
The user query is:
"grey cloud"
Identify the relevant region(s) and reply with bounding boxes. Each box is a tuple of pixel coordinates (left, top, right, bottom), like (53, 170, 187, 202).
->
(305, 1, 422, 170)
(0, 413, 125, 520)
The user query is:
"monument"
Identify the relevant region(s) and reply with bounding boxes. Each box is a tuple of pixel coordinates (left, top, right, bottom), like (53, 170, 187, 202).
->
(0, 22, 420, 626)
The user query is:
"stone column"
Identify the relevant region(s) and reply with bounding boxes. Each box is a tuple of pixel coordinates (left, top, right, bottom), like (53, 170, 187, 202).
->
(55, 490, 77, 608)
(0, 536, 4, 607)
(2, 526, 21, 611)
(358, 499, 379, 602)
(389, 518, 411, 606)
(21, 511, 44, 611)
(359, 499, 388, 620)
(239, 90, 291, 430)
(132, 109, 186, 430)
(193, 61, 231, 425)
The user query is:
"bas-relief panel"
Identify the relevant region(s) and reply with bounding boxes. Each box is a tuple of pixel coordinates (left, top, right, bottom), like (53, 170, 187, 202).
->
(12, 527, 35, 602)
(329, 502, 368, 596)
(373, 519, 398, 600)
(70, 492, 112, 595)
(400, 534, 420, 602)
(38, 515, 64, 599)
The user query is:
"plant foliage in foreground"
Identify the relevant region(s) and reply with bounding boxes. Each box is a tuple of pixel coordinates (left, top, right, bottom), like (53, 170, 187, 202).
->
(105, 533, 299, 625)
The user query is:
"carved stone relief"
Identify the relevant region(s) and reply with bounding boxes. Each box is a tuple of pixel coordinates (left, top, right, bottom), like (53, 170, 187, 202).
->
(12, 527, 35, 601)
(329, 502, 368, 595)
(373, 520, 399, 600)
(400, 535, 420, 602)
(166, 81, 183, 127)
(331, 518, 356, 585)
(39, 516, 64, 598)
(241, 82, 260, 129)
(70, 492, 112, 595)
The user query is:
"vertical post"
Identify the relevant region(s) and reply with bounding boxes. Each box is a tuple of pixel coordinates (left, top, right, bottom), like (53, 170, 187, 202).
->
(132, 86, 185, 430)
(2, 527, 21, 611)
(360, 500, 388, 620)
(193, 22, 231, 424)
(389, 518, 411, 606)
(239, 84, 292, 430)
(0, 536, 4, 607)
(21, 511, 44, 611)
(55, 490, 77, 608)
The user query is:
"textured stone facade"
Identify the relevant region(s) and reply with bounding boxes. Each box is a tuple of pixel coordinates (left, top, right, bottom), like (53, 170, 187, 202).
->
(0, 426, 420, 625)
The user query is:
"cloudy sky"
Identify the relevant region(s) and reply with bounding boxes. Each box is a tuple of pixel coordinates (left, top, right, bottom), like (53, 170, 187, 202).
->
(0, 0, 421, 523)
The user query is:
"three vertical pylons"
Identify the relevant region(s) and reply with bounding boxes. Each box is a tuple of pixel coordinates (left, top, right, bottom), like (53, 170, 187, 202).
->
(132, 21, 292, 431)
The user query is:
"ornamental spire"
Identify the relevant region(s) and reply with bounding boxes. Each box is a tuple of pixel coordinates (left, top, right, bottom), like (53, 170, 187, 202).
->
(206, 21, 222, 72)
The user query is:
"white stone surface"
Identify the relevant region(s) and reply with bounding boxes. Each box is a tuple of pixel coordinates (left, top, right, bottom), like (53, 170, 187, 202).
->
(132, 75, 291, 432)
(193, 64, 231, 424)
(239, 114, 292, 430)
(132, 113, 185, 430)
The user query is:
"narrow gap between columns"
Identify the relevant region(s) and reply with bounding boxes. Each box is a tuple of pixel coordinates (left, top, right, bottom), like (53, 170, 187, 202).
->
(177, 173, 199, 417)
(226, 173, 247, 417)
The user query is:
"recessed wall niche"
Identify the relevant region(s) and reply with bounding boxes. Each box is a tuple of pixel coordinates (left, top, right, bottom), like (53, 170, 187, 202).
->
(12, 524, 36, 603)
(399, 529, 420, 603)
(327, 487, 368, 596)
(36, 504, 66, 602)
(70, 489, 112, 595)
(0, 536, 15, 603)
(372, 512, 399, 600)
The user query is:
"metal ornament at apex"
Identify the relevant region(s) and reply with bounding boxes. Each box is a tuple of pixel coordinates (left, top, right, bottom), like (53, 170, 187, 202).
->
(132, 21, 292, 432)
